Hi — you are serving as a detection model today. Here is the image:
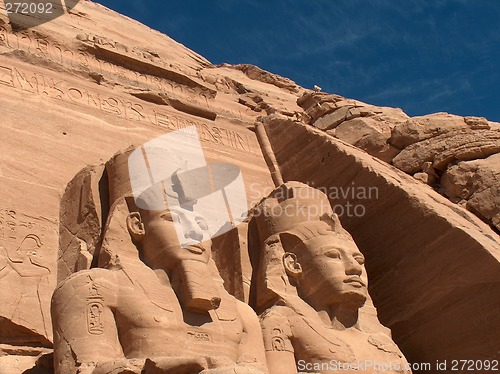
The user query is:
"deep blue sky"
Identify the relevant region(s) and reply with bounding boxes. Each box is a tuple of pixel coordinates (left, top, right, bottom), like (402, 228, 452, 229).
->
(94, 0, 500, 121)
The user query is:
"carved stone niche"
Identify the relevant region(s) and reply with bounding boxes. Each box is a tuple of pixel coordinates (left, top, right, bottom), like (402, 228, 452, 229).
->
(248, 182, 411, 374)
(52, 146, 267, 374)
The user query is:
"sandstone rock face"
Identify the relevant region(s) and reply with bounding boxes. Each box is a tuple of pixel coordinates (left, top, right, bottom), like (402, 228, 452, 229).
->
(392, 129, 500, 174)
(389, 115, 500, 231)
(441, 153, 500, 231)
(230, 64, 301, 94)
(389, 112, 487, 149)
(297, 92, 408, 162)
(300, 93, 500, 231)
(0, 0, 498, 373)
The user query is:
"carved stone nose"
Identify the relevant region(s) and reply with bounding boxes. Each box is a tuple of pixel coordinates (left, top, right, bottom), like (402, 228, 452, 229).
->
(185, 230, 203, 242)
(345, 258, 362, 275)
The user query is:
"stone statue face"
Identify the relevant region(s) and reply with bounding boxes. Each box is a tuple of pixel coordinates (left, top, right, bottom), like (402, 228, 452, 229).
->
(291, 232, 368, 308)
(131, 205, 212, 270)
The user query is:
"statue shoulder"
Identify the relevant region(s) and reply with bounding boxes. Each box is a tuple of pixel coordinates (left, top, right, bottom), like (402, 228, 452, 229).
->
(235, 299, 259, 320)
(260, 305, 294, 335)
(260, 305, 294, 321)
(259, 305, 294, 354)
(52, 268, 119, 309)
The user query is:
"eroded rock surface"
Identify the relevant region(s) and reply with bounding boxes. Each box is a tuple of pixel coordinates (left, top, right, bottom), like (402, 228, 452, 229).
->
(390, 116, 500, 231)
(389, 112, 489, 149)
(441, 154, 500, 231)
(297, 92, 500, 231)
(297, 92, 409, 162)
(392, 129, 500, 173)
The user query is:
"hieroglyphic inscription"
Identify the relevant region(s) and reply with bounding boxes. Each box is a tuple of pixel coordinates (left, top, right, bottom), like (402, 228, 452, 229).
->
(76, 32, 216, 99)
(0, 62, 258, 154)
(0, 208, 52, 248)
(155, 113, 253, 152)
(0, 27, 230, 114)
(0, 209, 49, 239)
(0, 209, 20, 242)
(5, 234, 51, 278)
(0, 208, 52, 283)
(271, 328, 286, 352)
(187, 331, 213, 342)
(0, 206, 54, 339)
(87, 283, 104, 335)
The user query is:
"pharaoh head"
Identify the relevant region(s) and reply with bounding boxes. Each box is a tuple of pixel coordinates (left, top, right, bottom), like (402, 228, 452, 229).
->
(278, 220, 367, 309)
(254, 182, 368, 312)
(125, 172, 213, 272)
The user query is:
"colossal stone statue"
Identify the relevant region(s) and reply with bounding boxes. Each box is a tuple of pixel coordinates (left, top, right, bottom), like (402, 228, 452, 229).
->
(51, 148, 267, 374)
(252, 182, 411, 374)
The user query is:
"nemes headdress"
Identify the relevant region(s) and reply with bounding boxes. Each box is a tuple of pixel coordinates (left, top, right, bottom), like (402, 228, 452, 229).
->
(252, 182, 352, 312)
(254, 182, 349, 241)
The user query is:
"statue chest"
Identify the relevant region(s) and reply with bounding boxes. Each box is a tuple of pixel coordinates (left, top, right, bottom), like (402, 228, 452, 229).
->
(115, 284, 243, 360)
(291, 317, 408, 374)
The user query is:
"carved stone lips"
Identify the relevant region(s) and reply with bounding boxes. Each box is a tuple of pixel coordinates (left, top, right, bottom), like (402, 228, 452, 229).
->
(184, 243, 205, 255)
(344, 277, 365, 287)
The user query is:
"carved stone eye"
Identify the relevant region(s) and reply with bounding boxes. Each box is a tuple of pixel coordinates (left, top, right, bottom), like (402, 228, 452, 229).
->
(354, 256, 365, 265)
(196, 217, 208, 230)
(325, 250, 341, 260)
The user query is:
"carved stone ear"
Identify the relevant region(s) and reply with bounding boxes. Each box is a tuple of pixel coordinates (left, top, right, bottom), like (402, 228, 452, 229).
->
(127, 212, 145, 242)
(283, 252, 302, 279)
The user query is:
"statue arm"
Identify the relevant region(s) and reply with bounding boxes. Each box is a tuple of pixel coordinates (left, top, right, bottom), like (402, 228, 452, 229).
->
(0, 247, 10, 279)
(200, 301, 268, 374)
(51, 269, 130, 373)
(234, 301, 269, 373)
(260, 307, 297, 374)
